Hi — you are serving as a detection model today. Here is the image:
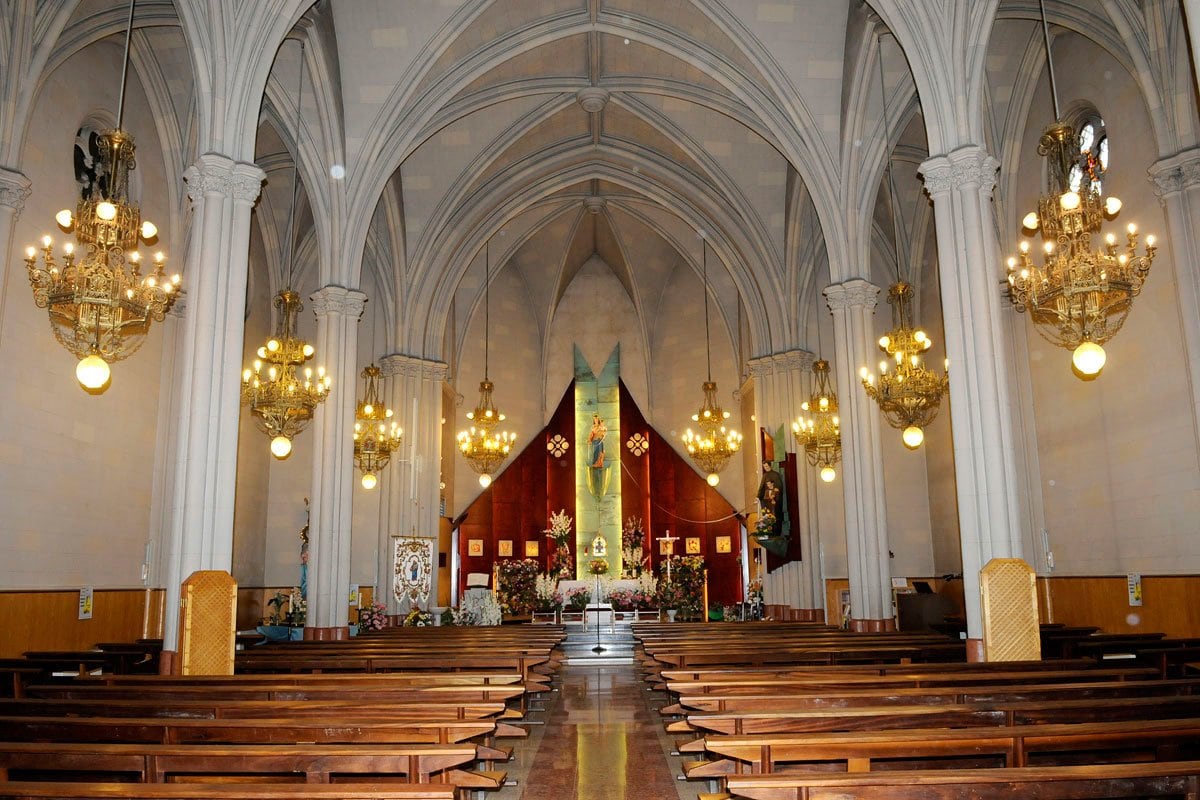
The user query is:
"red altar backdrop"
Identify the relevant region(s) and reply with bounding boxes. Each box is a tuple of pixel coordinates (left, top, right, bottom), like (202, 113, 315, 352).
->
(455, 381, 744, 606)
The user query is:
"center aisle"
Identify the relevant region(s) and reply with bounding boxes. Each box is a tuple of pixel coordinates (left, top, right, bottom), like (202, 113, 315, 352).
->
(510, 625, 700, 800)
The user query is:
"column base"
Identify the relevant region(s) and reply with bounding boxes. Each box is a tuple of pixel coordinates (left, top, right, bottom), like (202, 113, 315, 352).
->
(965, 637, 985, 662)
(304, 626, 350, 641)
(158, 650, 178, 675)
(849, 617, 896, 632)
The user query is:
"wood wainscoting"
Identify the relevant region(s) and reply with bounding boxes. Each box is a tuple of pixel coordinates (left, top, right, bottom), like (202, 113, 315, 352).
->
(1039, 575, 1200, 637)
(0, 588, 163, 658)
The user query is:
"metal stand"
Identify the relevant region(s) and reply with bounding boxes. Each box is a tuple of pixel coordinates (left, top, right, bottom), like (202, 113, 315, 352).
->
(591, 575, 606, 654)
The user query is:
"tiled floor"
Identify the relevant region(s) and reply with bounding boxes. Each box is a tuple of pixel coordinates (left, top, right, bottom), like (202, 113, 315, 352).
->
(509, 663, 703, 800)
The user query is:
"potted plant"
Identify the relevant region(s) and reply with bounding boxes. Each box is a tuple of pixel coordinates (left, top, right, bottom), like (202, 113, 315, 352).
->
(565, 586, 591, 612)
(257, 591, 292, 642)
(357, 601, 388, 632)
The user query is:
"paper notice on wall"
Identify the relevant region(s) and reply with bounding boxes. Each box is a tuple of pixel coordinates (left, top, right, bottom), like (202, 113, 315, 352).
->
(1126, 574, 1143, 607)
(78, 586, 93, 620)
(349, 584, 360, 608)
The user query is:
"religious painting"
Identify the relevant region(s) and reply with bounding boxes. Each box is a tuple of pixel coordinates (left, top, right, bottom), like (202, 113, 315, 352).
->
(715, 536, 732, 554)
(498, 540, 513, 557)
(524, 540, 539, 557)
(659, 538, 675, 556)
(468, 539, 484, 557)
(393, 537, 433, 606)
(686, 537, 701, 555)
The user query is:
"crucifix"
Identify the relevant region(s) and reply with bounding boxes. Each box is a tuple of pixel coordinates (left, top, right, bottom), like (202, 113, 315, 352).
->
(657, 529, 679, 582)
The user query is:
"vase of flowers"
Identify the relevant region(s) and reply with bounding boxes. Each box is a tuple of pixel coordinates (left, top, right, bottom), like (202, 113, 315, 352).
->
(544, 509, 575, 580)
(621, 517, 645, 578)
(588, 557, 609, 576)
(357, 601, 388, 631)
(564, 586, 591, 611)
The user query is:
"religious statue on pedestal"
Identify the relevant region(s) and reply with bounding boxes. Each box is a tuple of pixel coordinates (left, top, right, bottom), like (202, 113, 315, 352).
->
(585, 412, 613, 498)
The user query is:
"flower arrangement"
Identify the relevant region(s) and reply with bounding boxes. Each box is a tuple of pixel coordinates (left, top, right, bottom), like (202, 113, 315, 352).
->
(564, 586, 591, 611)
(588, 557, 609, 576)
(659, 556, 706, 619)
(608, 588, 656, 611)
(454, 591, 502, 626)
(748, 578, 764, 604)
(264, 590, 289, 625)
(754, 509, 777, 538)
(535, 574, 562, 612)
(621, 517, 645, 578)
(402, 608, 433, 627)
(496, 558, 540, 615)
(655, 580, 685, 610)
(357, 601, 388, 631)
(286, 588, 306, 627)
(544, 509, 574, 580)
(637, 572, 658, 599)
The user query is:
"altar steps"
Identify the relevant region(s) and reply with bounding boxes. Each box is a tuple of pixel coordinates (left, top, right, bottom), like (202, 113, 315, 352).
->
(561, 625, 636, 665)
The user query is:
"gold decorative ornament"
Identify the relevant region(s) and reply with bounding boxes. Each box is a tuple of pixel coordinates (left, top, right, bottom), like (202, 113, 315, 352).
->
(24, 0, 177, 392)
(457, 240, 516, 487)
(860, 283, 950, 450)
(353, 364, 402, 490)
(682, 239, 742, 486)
(792, 359, 841, 482)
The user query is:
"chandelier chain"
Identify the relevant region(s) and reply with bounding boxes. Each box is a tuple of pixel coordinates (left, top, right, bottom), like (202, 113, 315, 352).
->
(115, 0, 136, 129)
(484, 239, 490, 381)
(1038, 0, 1061, 121)
(283, 40, 305, 291)
(702, 237, 711, 381)
(878, 38, 904, 284)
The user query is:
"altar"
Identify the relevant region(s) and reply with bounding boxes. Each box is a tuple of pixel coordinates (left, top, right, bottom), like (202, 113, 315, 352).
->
(556, 579, 640, 600)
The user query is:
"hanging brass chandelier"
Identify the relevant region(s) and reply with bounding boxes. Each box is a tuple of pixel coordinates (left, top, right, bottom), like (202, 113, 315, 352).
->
(1004, 1, 1156, 378)
(457, 240, 516, 488)
(792, 359, 841, 483)
(682, 239, 742, 487)
(24, 0, 178, 393)
(353, 364, 402, 490)
(861, 282, 949, 450)
(239, 40, 328, 460)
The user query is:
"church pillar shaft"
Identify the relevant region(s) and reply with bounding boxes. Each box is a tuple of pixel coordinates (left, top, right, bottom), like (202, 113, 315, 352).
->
(920, 145, 1024, 646)
(162, 154, 264, 661)
(379, 354, 448, 614)
(0, 167, 31, 334)
(824, 280, 892, 624)
(305, 286, 367, 637)
(1150, 149, 1200, 451)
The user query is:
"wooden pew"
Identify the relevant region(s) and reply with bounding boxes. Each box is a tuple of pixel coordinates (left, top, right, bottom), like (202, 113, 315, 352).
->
(0, 697, 514, 722)
(0, 783, 458, 799)
(724, 760, 1200, 800)
(684, 718, 1200, 777)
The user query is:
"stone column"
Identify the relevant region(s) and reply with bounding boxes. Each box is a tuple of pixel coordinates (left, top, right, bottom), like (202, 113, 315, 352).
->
(304, 286, 367, 639)
(378, 354, 449, 618)
(161, 154, 264, 671)
(746, 349, 824, 618)
(823, 279, 893, 631)
(920, 145, 1024, 659)
(1150, 148, 1200, 450)
(0, 167, 31, 331)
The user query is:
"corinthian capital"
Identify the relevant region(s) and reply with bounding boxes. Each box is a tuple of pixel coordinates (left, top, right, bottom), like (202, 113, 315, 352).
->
(824, 279, 880, 313)
(920, 145, 999, 200)
(1149, 148, 1200, 200)
(380, 353, 450, 381)
(310, 285, 368, 318)
(0, 168, 32, 218)
(184, 153, 265, 205)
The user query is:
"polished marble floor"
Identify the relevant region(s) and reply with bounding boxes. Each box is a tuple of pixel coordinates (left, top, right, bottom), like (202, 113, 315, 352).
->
(507, 663, 702, 800)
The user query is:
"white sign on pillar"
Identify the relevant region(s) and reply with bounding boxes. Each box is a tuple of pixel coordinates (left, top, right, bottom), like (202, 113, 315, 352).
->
(393, 536, 435, 612)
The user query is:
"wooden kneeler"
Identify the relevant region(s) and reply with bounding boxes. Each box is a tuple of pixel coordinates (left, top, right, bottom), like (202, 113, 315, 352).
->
(980, 558, 1040, 662)
(179, 570, 237, 675)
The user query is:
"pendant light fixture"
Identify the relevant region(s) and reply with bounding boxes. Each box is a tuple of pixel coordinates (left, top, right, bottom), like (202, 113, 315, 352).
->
(240, 41, 330, 459)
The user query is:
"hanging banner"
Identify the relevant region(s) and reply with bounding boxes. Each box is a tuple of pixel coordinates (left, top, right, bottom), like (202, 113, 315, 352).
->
(394, 537, 434, 607)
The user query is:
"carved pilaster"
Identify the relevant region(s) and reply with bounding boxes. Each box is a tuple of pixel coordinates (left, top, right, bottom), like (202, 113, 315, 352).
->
(0, 168, 32, 218)
(1149, 148, 1200, 203)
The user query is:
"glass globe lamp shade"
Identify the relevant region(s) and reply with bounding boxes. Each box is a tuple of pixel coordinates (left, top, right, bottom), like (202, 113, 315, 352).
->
(361, 472, 378, 490)
(1072, 341, 1106, 377)
(902, 425, 925, 450)
(270, 435, 293, 459)
(76, 354, 111, 392)
(706, 473, 720, 487)
(819, 465, 837, 483)
(479, 473, 492, 488)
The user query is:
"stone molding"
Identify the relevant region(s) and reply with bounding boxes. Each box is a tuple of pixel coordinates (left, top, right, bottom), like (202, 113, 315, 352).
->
(747, 348, 815, 377)
(0, 168, 32, 217)
(184, 153, 265, 205)
(1149, 148, 1200, 200)
(583, 196, 606, 214)
(380, 352, 449, 381)
(824, 278, 880, 313)
(310, 285, 368, 318)
(920, 145, 999, 199)
(576, 87, 610, 113)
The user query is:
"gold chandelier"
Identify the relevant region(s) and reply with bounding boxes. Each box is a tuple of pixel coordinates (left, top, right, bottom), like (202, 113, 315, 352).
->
(241, 290, 329, 459)
(682, 240, 742, 486)
(24, 0, 178, 393)
(860, 282, 950, 450)
(1004, 3, 1156, 378)
(457, 240, 515, 488)
(353, 364, 402, 490)
(240, 41, 328, 460)
(792, 359, 841, 483)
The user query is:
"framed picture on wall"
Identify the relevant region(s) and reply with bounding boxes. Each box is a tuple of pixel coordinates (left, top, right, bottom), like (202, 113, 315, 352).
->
(468, 539, 484, 557)
(525, 540, 539, 557)
(498, 540, 513, 557)
(686, 537, 701, 554)
(715, 536, 732, 553)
